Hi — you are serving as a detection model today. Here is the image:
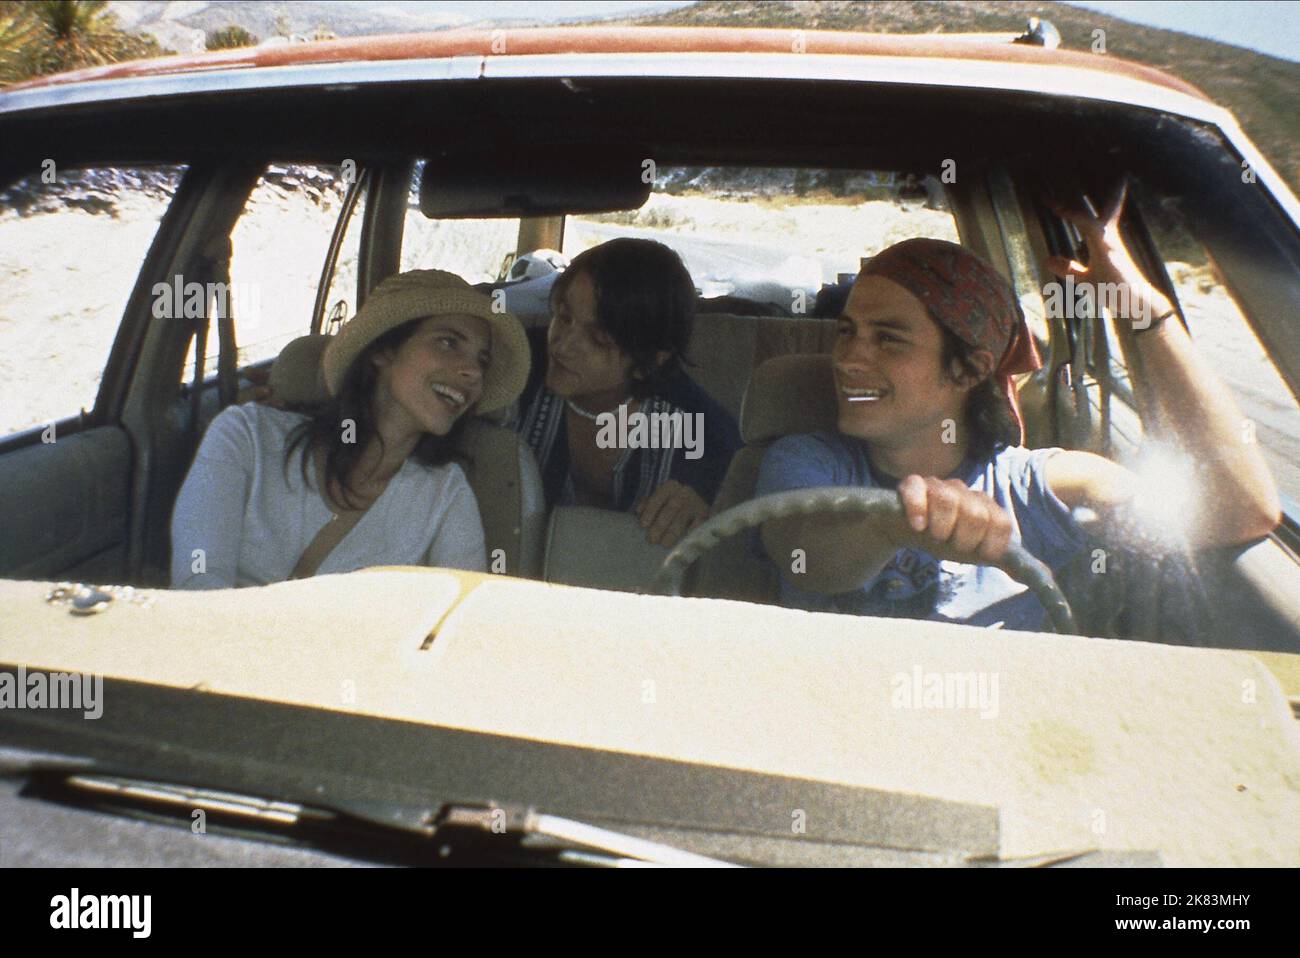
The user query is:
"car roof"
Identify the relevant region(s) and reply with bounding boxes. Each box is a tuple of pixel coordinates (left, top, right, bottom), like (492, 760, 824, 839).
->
(3, 25, 1293, 226)
(2, 25, 1208, 103)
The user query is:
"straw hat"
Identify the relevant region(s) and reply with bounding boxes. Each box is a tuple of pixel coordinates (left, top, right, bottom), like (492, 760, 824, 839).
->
(321, 269, 529, 414)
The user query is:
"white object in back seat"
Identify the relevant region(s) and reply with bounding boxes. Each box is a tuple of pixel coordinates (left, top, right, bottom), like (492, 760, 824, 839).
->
(542, 507, 669, 594)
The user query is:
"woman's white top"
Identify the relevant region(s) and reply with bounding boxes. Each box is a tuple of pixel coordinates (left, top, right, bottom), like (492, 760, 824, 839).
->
(171, 404, 486, 589)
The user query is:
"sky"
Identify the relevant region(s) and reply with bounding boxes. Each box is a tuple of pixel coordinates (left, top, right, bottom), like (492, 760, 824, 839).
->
(339, 1, 1300, 62)
(1063, 0, 1300, 62)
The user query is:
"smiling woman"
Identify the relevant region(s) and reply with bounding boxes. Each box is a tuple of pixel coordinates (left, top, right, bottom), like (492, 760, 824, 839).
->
(169, 269, 530, 589)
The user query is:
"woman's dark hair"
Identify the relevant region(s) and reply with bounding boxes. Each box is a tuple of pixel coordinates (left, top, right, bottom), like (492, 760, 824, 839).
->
(549, 237, 696, 399)
(939, 325, 1021, 461)
(283, 318, 468, 510)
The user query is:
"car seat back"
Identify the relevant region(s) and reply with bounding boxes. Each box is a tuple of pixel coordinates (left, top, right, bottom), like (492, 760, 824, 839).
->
(542, 506, 670, 593)
(686, 314, 838, 422)
(692, 353, 838, 603)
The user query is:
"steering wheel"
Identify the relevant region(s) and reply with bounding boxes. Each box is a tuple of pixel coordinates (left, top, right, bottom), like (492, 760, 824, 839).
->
(650, 487, 1077, 634)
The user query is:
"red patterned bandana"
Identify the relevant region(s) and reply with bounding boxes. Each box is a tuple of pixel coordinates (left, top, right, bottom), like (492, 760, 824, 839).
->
(859, 238, 1041, 445)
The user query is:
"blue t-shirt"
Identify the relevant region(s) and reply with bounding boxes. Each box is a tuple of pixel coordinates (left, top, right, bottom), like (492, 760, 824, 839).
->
(754, 432, 1085, 631)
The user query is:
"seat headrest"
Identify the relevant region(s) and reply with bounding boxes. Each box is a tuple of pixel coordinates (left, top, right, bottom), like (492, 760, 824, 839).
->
(740, 353, 838, 444)
(270, 334, 331, 406)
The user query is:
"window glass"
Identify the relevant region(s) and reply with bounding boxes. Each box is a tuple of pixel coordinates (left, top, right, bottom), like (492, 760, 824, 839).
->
(401, 159, 520, 283)
(0, 165, 185, 436)
(222, 162, 355, 370)
(567, 166, 960, 315)
(1138, 189, 1300, 506)
(319, 175, 367, 334)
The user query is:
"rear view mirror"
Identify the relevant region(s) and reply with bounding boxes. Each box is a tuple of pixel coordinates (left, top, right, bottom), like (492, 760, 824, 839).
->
(419, 148, 651, 218)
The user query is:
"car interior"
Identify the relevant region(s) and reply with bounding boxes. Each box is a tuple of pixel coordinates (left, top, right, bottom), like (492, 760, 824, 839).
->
(2, 75, 1299, 654)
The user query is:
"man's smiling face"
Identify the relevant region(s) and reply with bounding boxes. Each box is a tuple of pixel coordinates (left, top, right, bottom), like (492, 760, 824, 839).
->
(832, 274, 972, 447)
(545, 268, 634, 405)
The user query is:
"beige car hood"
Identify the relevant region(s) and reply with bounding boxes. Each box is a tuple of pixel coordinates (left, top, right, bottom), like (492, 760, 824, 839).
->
(2, 568, 1298, 866)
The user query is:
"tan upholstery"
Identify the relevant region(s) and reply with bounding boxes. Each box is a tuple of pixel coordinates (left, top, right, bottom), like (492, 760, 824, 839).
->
(687, 445, 777, 604)
(686, 314, 837, 422)
(740, 353, 838, 443)
(267, 337, 546, 579)
(542, 506, 669, 593)
(693, 353, 838, 604)
(457, 418, 546, 579)
(269, 334, 331, 406)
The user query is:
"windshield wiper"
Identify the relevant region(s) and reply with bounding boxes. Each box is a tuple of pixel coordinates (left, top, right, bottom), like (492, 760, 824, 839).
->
(9, 755, 1154, 867)
(20, 768, 741, 867)
(436, 803, 740, 868)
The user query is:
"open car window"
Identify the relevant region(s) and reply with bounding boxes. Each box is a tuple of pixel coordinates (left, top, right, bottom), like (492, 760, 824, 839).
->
(230, 163, 356, 367)
(1135, 185, 1300, 512)
(0, 164, 185, 438)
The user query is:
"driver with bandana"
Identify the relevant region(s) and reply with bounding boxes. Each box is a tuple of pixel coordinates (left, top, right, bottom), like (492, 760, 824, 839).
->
(756, 185, 1279, 631)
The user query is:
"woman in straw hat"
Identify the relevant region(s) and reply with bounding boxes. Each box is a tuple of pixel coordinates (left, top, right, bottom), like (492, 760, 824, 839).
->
(757, 184, 1278, 631)
(171, 269, 529, 588)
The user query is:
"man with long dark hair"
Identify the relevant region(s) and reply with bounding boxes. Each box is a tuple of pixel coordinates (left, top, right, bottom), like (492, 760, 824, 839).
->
(516, 238, 741, 547)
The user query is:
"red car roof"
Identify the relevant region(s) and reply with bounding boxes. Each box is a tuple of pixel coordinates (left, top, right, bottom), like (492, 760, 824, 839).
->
(4, 26, 1209, 102)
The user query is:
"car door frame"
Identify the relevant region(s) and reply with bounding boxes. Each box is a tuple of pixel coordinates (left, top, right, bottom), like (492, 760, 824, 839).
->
(118, 157, 266, 585)
(0, 158, 202, 581)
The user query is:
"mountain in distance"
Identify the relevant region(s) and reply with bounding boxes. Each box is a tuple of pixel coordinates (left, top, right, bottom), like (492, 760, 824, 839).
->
(107, 0, 682, 40)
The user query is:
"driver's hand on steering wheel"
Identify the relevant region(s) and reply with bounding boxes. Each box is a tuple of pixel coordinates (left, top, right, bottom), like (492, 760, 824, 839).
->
(897, 475, 1014, 563)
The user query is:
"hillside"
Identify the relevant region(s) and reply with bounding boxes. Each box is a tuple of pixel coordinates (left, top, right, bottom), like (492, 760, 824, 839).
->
(114, 0, 470, 38)
(107, 0, 678, 39)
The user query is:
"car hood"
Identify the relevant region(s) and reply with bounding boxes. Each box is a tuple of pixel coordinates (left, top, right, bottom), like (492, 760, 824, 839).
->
(2, 568, 1298, 866)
